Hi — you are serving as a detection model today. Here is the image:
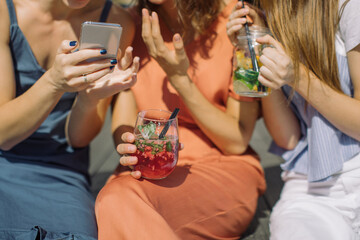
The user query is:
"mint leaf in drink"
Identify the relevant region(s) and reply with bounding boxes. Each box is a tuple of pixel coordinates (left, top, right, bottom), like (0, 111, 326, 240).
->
(166, 141, 172, 152)
(138, 122, 157, 139)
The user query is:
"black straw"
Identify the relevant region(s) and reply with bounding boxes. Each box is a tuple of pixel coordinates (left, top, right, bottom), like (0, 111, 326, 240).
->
(159, 108, 180, 139)
(241, 0, 258, 72)
(240, 0, 264, 91)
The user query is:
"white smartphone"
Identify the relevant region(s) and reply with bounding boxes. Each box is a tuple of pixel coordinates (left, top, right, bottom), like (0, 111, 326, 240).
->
(79, 21, 123, 61)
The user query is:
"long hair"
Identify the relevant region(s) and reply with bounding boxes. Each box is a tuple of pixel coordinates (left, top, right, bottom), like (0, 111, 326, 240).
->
(136, 0, 222, 40)
(258, 0, 345, 93)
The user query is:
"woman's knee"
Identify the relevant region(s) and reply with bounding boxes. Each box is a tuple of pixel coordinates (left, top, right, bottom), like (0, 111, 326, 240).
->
(269, 200, 354, 240)
(95, 175, 144, 211)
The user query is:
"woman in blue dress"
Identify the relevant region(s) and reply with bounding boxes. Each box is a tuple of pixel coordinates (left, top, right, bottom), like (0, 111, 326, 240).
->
(0, 0, 138, 239)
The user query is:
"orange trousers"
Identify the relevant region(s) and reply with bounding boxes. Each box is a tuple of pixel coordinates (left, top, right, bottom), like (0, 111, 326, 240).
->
(95, 153, 266, 240)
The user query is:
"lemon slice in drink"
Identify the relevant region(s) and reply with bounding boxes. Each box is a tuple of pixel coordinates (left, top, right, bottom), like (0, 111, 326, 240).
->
(233, 80, 252, 94)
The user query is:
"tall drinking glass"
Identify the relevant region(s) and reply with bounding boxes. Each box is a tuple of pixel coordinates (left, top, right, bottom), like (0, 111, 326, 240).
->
(233, 26, 272, 97)
(131, 109, 179, 180)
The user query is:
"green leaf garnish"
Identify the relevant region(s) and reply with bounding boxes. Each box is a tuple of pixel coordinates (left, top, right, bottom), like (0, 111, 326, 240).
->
(166, 141, 172, 152)
(138, 122, 156, 139)
(233, 68, 260, 91)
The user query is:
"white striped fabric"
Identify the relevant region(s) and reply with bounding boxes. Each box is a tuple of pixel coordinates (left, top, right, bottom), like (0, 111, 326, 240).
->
(269, 0, 360, 182)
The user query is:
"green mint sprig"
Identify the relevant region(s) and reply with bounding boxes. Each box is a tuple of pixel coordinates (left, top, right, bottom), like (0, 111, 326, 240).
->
(137, 122, 157, 139)
(134, 138, 173, 154)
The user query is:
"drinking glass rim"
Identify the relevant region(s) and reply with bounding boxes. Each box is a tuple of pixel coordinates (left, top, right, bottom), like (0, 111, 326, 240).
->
(236, 26, 271, 40)
(137, 109, 177, 123)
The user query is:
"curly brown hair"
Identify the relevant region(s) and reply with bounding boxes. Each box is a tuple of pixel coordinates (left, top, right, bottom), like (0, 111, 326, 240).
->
(136, 0, 223, 38)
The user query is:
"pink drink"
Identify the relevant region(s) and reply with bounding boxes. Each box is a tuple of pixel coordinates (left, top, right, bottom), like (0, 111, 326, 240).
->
(132, 135, 179, 179)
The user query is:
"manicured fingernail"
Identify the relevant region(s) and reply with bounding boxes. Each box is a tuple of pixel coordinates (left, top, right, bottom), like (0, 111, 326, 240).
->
(69, 41, 77, 46)
(129, 157, 137, 164)
(127, 134, 135, 142)
(132, 73, 137, 81)
(100, 49, 107, 55)
(128, 145, 136, 152)
(110, 59, 117, 65)
(174, 34, 180, 42)
(110, 66, 115, 70)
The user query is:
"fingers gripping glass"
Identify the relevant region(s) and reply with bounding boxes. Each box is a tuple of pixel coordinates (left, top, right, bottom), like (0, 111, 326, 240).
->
(130, 109, 180, 180)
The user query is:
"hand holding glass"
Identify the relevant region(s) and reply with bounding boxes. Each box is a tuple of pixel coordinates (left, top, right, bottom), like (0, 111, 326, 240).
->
(130, 109, 179, 180)
(233, 26, 272, 97)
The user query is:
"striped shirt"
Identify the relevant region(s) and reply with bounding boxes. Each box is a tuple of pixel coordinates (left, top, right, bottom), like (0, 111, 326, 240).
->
(270, 0, 360, 182)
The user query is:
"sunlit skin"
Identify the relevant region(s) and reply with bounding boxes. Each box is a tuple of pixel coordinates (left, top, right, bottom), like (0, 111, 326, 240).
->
(0, 0, 139, 150)
(114, 0, 260, 179)
(62, 0, 90, 9)
(226, 1, 360, 147)
(148, 0, 168, 4)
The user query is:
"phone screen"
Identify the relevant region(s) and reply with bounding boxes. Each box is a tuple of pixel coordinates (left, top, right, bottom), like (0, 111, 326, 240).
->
(79, 21, 123, 60)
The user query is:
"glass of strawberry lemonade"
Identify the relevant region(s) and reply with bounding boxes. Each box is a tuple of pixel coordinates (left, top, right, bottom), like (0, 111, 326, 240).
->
(131, 109, 179, 180)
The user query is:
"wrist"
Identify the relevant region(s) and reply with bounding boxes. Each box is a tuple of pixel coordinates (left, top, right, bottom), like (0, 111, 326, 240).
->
(45, 68, 71, 96)
(293, 64, 311, 92)
(168, 73, 192, 92)
(41, 71, 66, 97)
(73, 92, 99, 113)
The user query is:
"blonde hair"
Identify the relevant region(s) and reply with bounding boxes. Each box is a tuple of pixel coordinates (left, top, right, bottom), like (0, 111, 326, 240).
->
(258, 0, 344, 93)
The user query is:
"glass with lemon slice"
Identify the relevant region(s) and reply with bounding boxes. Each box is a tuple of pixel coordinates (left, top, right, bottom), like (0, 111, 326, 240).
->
(233, 26, 272, 97)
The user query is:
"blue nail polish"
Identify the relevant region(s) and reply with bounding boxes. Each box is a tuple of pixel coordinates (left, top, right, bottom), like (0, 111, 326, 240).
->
(100, 49, 107, 55)
(69, 41, 77, 46)
(110, 59, 117, 65)
(110, 66, 115, 70)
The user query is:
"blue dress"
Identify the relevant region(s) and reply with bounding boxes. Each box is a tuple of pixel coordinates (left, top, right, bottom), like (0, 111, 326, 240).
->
(0, 0, 112, 239)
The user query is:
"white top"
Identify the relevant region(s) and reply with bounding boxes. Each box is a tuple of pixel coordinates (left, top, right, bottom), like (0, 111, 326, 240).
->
(270, 0, 360, 182)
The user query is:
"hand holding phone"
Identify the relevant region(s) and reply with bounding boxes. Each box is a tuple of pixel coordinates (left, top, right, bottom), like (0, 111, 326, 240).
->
(75, 21, 139, 102)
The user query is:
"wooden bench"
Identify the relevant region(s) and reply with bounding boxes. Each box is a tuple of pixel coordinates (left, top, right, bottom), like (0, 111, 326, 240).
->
(89, 112, 284, 239)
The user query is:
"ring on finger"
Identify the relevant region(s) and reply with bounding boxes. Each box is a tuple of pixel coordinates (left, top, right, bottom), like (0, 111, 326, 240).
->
(83, 74, 88, 83)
